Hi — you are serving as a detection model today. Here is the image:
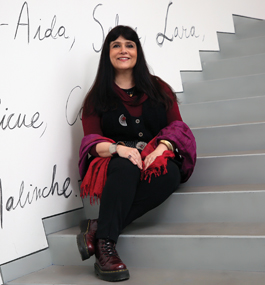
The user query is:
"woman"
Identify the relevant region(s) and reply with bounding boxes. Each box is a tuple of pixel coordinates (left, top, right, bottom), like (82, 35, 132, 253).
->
(77, 25, 196, 282)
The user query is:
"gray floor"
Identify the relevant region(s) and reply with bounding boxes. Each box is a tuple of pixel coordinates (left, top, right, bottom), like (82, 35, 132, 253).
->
(8, 265, 265, 285)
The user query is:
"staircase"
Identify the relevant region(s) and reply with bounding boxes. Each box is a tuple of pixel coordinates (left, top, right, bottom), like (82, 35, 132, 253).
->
(5, 15, 265, 284)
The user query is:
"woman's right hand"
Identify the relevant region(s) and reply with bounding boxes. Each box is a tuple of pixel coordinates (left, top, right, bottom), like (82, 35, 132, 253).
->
(116, 145, 143, 170)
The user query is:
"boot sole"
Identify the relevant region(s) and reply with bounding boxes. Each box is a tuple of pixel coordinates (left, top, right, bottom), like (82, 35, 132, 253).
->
(76, 233, 91, 261)
(76, 219, 92, 261)
(94, 263, 130, 282)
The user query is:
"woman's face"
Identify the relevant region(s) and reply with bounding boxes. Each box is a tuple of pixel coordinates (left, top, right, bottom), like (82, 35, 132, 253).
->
(109, 36, 137, 73)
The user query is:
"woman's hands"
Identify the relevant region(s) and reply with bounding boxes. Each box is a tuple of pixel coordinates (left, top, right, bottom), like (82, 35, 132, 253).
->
(143, 143, 168, 170)
(116, 145, 143, 170)
(117, 142, 169, 170)
(96, 141, 170, 171)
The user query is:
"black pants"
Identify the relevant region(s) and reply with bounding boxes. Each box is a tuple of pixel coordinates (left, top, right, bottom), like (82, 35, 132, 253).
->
(95, 156, 181, 243)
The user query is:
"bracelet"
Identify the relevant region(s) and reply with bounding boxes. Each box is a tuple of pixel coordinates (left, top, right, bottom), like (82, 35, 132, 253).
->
(109, 141, 125, 155)
(159, 140, 174, 152)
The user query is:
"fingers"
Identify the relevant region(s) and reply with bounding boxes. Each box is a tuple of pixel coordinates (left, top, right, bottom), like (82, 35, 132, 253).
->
(144, 154, 157, 170)
(116, 145, 142, 169)
(127, 151, 142, 169)
(144, 159, 152, 170)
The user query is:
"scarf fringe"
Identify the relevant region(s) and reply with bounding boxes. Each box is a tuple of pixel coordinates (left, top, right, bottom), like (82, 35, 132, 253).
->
(141, 164, 168, 183)
(80, 157, 111, 205)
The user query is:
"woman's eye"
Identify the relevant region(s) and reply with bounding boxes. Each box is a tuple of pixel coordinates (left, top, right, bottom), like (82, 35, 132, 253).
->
(127, 44, 134, 48)
(112, 44, 120, 48)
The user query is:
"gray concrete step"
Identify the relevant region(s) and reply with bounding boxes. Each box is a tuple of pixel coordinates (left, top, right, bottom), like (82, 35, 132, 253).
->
(181, 53, 265, 83)
(193, 122, 265, 156)
(199, 34, 265, 62)
(186, 153, 265, 188)
(179, 73, 265, 104)
(180, 95, 265, 128)
(46, 222, 265, 272)
(82, 185, 265, 224)
(7, 265, 265, 285)
(233, 15, 265, 39)
(201, 53, 265, 80)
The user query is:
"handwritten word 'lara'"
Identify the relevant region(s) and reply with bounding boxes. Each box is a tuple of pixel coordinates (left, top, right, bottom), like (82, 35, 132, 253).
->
(156, 1, 200, 47)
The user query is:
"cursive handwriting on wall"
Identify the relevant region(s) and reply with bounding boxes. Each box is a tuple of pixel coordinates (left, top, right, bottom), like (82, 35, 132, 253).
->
(0, 165, 72, 230)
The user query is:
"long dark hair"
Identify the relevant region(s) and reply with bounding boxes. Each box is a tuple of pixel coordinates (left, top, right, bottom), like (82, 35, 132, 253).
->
(83, 25, 176, 115)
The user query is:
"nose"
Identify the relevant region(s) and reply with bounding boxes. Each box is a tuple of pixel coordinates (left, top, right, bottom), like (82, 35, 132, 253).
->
(120, 44, 127, 54)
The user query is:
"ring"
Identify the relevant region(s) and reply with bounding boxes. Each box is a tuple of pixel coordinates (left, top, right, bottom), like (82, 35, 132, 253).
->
(128, 155, 132, 160)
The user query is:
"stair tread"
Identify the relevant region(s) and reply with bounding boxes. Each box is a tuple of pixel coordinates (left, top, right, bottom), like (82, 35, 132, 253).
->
(196, 150, 265, 158)
(49, 222, 265, 238)
(179, 183, 265, 193)
(6, 265, 265, 285)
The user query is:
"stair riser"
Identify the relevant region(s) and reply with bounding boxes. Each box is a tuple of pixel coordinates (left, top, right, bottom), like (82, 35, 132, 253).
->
(233, 16, 265, 39)
(186, 154, 265, 187)
(201, 54, 265, 80)
(193, 123, 265, 156)
(179, 73, 265, 104)
(134, 191, 265, 224)
(180, 96, 265, 128)
(181, 54, 265, 82)
(48, 234, 265, 272)
(218, 35, 265, 59)
(200, 35, 265, 61)
(82, 190, 265, 224)
(48, 235, 95, 267)
(117, 236, 265, 271)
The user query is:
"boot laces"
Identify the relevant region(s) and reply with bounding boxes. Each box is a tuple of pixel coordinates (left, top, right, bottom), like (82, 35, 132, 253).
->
(103, 239, 118, 257)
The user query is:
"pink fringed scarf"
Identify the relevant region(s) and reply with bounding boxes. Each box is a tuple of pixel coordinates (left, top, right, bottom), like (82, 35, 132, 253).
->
(80, 136, 175, 204)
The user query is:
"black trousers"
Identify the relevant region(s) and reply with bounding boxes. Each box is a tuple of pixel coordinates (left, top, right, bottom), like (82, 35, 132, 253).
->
(95, 156, 181, 243)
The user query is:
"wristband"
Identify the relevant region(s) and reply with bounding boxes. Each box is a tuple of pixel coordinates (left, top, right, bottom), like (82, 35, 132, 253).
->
(109, 141, 125, 155)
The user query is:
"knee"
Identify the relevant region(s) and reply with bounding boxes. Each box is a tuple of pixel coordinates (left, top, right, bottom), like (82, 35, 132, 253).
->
(165, 160, 181, 189)
(108, 157, 141, 178)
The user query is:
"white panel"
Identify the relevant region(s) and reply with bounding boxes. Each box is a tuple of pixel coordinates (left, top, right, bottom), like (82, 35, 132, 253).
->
(0, 0, 265, 266)
(231, 0, 265, 20)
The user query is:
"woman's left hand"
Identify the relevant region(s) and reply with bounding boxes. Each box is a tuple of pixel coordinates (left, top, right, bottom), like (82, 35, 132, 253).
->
(144, 143, 168, 170)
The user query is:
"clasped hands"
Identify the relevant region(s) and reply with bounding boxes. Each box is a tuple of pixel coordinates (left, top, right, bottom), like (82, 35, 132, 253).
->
(116, 143, 168, 170)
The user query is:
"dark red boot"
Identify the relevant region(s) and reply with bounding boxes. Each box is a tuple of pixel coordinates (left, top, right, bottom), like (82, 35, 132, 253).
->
(94, 239, 130, 282)
(76, 219, 97, 260)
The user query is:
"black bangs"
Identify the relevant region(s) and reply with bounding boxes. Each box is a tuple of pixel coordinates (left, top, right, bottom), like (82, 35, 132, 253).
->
(106, 26, 139, 45)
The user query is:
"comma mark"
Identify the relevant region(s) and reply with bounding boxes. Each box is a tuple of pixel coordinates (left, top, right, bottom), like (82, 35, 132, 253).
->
(40, 123, 48, 138)
(69, 37, 75, 51)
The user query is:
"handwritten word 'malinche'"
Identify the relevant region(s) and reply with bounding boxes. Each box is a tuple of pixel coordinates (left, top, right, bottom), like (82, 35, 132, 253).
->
(156, 2, 200, 47)
(0, 165, 72, 229)
(14, 1, 71, 45)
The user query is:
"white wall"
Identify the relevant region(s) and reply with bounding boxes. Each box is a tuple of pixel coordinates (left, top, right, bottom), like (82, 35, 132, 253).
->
(0, 0, 264, 265)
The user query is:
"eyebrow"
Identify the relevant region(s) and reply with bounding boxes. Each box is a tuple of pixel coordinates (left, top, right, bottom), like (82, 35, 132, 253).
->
(110, 41, 135, 46)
